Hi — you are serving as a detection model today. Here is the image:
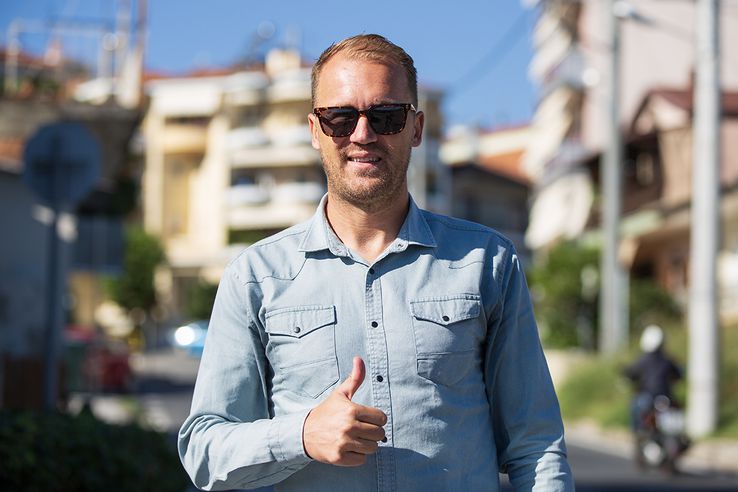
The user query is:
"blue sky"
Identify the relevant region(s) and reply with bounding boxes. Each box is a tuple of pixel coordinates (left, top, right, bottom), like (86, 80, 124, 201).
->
(1, 0, 539, 130)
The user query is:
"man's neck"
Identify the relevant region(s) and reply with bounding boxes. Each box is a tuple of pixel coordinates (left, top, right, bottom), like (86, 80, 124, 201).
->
(325, 192, 409, 264)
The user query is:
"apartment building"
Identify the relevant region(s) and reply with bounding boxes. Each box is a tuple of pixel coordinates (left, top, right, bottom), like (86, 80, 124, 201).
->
(524, 0, 738, 319)
(142, 49, 446, 320)
(440, 125, 531, 264)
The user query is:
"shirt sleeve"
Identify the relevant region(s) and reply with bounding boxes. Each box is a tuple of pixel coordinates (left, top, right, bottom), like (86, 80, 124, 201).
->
(484, 243, 575, 491)
(178, 265, 312, 491)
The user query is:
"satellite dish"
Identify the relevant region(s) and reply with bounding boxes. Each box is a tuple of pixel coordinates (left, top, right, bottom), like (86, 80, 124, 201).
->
(22, 121, 101, 207)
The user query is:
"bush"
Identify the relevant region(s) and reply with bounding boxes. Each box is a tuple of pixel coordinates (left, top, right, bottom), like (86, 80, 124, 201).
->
(557, 354, 632, 428)
(528, 241, 683, 350)
(528, 241, 600, 349)
(0, 409, 188, 492)
(629, 278, 682, 329)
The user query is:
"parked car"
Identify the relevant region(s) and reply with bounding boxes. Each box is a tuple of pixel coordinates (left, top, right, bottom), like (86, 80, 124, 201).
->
(64, 325, 134, 393)
(170, 320, 209, 357)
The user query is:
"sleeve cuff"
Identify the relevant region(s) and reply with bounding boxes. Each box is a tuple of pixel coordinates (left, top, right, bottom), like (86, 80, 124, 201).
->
(269, 408, 314, 465)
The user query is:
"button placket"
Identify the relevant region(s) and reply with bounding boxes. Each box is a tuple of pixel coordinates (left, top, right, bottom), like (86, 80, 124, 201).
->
(364, 264, 394, 490)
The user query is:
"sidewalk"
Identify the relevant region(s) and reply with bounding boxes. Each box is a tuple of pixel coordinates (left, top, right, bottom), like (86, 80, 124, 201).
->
(566, 419, 738, 476)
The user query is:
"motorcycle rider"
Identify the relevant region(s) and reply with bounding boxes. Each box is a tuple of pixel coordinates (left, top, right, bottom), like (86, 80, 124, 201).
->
(624, 324, 685, 469)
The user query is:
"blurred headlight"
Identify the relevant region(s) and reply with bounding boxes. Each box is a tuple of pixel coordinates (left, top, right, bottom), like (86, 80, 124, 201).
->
(174, 325, 196, 346)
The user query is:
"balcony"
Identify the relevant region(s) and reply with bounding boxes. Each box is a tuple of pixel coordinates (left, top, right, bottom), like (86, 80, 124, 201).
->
(271, 182, 325, 204)
(223, 72, 269, 106)
(227, 202, 317, 229)
(226, 127, 270, 150)
(229, 125, 318, 168)
(227, 183, 270, 206)
(529, 29, 574, 83)
(267, 68, 311, 103)
(231, 145, 318, 168)
(226, 182, 325, 229)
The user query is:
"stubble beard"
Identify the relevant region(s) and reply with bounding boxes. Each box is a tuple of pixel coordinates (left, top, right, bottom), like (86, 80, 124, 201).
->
(321, 144, 411, 213)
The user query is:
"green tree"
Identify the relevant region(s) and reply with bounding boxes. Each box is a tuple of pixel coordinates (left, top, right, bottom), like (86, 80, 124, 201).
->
(528, 241, 600, 349)
(106, 227, 165, 313)
(528, 241, 683, 350)
(185, 281, 219, 320)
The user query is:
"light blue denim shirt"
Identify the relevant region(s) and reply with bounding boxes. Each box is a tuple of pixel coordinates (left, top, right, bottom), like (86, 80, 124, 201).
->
(179, 195, 573, 491)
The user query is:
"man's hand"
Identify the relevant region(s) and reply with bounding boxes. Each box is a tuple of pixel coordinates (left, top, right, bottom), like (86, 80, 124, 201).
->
(303, 356, 387, 466)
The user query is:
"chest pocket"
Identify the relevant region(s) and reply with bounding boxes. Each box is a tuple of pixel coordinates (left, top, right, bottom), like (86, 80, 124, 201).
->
(265, 305, 339, 398)
(410, 295, 483, 386)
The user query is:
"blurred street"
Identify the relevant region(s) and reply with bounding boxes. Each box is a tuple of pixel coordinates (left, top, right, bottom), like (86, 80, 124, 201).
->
(71, 349, 738, 492)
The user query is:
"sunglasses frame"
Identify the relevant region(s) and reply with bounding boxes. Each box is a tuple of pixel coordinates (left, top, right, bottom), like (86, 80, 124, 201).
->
(312, 103, 417, 137)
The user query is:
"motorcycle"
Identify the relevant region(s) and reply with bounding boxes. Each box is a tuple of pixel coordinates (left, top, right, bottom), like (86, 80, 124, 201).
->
(634, 394, 691, 474)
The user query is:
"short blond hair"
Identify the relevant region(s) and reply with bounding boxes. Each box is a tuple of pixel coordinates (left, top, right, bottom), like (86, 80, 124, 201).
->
(311, 34, 418, 106)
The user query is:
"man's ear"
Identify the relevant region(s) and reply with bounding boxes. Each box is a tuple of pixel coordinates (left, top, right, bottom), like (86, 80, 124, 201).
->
(412, 110, 424, 147)
(308, 113, 321, 150)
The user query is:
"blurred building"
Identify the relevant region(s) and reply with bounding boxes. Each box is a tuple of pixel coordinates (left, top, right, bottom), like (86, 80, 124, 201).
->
(0, 47, 141, 407)
(441, 125, 531, 264)
(141, 48, 447, 321)
(524, 0, 738, 321)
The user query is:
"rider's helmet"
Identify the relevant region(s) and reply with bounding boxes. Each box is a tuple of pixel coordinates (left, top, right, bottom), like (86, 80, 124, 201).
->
(640, 324, 664, 353)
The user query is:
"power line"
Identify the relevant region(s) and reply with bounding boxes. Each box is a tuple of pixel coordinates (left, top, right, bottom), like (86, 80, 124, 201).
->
(448, 8, 531, 96)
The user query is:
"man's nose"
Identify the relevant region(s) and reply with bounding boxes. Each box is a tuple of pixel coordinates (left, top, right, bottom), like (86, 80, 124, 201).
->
(349, 114, 378, 144)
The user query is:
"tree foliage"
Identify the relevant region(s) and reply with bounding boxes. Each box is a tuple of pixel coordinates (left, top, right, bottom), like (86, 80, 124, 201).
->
(184, 280, 219, 320)
(105, 227, 165, 313)
(528, 241, 600, 349)
(528, 241, 682, 350)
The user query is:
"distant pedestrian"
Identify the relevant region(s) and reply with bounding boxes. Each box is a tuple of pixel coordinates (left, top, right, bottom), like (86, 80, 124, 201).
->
(179, 33, 573, 491)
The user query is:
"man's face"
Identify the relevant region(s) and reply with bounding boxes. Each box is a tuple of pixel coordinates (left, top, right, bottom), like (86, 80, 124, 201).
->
(309, 54, 424, 210)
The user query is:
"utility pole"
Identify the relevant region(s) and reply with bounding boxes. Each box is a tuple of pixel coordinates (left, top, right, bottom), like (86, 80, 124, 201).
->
(688, 0, 721, 438)
(599, 0, 627, 355)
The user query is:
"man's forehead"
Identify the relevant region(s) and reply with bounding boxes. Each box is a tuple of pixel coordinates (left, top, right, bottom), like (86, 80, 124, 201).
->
(314, 55, 409, 104)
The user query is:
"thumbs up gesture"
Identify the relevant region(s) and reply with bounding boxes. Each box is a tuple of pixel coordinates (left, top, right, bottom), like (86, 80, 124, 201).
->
(303, 356, 387, 466)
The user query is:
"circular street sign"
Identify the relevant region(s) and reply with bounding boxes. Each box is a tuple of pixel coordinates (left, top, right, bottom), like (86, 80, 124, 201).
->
(22, 121, 102, 207)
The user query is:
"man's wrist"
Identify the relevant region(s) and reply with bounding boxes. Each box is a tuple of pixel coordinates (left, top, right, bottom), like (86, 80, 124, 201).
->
(302, 409, 315, 460)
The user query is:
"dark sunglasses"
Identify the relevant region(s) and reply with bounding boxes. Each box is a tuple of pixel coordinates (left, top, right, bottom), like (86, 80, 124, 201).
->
(312, 103, 416, 137)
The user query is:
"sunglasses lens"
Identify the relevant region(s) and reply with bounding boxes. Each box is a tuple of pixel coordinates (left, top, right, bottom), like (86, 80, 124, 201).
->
(367, 105, 408, 134)
(315, 104, 412, 137)
(318, 108, 359, 137)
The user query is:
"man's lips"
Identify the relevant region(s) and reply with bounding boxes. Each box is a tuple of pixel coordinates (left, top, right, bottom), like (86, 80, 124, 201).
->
(347, 155, 381, 163)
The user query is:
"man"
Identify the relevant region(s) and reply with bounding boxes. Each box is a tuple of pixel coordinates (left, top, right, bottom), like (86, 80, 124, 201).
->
(625, 324, 683, 432)
(179, 34, 573, 491)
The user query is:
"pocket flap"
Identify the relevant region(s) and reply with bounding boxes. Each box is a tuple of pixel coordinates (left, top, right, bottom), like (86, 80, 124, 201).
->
(410, 296, 481, 326)
(265, 305, 336, 338)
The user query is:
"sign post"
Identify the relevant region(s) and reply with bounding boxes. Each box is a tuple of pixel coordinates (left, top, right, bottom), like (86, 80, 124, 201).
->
(23, 121, 101, 410)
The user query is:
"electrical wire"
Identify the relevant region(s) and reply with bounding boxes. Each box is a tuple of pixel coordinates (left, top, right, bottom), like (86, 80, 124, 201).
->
(447, 8, 532, 97)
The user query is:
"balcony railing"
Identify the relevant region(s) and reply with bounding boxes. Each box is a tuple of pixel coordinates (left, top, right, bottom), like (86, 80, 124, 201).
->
(226, 127, 270, 150)
(271, 182, 325, 204)
(227, 202, 317, 229)
(228, 184, 270, 206)
(231, 145, 319, 168)
(226, 181, 325, 229)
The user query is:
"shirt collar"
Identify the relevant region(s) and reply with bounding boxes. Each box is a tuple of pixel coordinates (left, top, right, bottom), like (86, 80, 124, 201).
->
(297, 193, 437, 254)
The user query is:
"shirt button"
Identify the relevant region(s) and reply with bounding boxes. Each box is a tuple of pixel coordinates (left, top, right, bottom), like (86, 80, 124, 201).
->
(293, 326, 301, 334)
(376, 375, 384, 382)
(369, 268, 375, 274)
(371, 321, 378, 328)
(442, 315, 450, 322)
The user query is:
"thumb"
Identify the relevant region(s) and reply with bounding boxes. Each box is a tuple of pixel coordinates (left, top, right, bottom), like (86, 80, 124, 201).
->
(336, 356, 365, 400)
